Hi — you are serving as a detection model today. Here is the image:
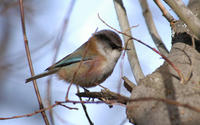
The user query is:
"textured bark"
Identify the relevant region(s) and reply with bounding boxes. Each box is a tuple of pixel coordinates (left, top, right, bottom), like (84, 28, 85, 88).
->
(126, 1, 200, 125)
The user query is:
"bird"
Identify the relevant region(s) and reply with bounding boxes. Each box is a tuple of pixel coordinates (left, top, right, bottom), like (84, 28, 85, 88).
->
(26, 30, 123, 88)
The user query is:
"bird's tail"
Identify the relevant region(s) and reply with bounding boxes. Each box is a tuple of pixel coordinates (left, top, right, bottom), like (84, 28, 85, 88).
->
(25, 68, 59, 83)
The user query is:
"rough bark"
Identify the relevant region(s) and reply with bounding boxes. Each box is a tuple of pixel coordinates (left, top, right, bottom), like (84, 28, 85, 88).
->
(126, 1, 200, 125)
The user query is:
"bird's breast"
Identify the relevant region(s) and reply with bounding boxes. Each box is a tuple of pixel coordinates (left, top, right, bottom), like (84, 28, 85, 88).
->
(56, 56, 114, 87)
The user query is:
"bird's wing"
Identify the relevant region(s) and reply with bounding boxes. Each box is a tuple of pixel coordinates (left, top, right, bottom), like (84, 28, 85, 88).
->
(55, 56, 91, 68)
(46, 40, 98, 70)
(46, 49, 95, 70)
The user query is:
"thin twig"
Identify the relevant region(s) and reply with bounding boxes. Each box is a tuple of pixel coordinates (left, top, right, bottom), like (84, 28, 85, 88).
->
(18, 0, 49, 124)
(65, 32, 91, 100)
(0, 102, 77, 120)
(72, 27, 97, 123)
(76, 90, 200, 113)
(46, 0, 76, 124)
(117, 40, 127, 93)
(57, 103, 78, 110)
(47, 79, 54, 125)
(98, 14, 185, 83)
(113, 0, 145, 84)
(1, 89, 200, 120)
(117, 37, 133, 93)
(139, 0, 169, 56)
(0, 100, 104, 120)
(0, 103, 57, 120)
(154, 0, 175, 24)
(76, 86, 94, 125)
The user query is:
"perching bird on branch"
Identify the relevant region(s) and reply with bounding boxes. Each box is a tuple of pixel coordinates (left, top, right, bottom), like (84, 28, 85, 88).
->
(26, 30, 123, 87)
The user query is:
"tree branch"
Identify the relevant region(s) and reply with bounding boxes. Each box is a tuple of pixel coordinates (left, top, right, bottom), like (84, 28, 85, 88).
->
(139, 0, 169, 57)
(18, 0, 49, 124)
(46, 1, 76, 124)
(154, 0, 175, 23)
(76, 90, 200, 113)
(113, 0, 145, 84)
(164, 0, 200, 39)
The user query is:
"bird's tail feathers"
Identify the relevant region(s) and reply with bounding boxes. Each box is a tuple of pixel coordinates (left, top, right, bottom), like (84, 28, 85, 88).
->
(25, 68, 59, 83)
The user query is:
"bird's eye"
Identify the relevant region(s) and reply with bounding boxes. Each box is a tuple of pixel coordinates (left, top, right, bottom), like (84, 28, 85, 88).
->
(95, 34, 122, 50)
(111, 45, 119, 49)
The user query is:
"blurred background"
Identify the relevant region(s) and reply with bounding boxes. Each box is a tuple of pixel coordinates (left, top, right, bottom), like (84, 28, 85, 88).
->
(0, 0, 188, 125)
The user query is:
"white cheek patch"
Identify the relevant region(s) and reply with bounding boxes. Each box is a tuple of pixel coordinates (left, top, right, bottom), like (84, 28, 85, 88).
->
(96, 41, 121, 60)
(96, 42, 121, 73)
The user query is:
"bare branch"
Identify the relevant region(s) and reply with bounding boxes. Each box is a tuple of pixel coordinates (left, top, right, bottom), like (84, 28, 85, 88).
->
(154, 0, 175, 23)
(164, 0, 200, 39)
(1, 90, 200, 121)
(46, 0, 76, 124)
(122, 76, 136, 92)
(0, 104, 58, 120)
(113, 0, 145, 84)
(139, 0, 169, 56)
(18, 0, 49, 124)
(0, 102, 77, 120)
(77, 90, 200, 113)
(76, 86, 94, 125)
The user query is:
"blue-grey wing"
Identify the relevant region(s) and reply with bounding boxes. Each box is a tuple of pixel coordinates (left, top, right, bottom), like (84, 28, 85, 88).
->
(46, 54, 92, 70)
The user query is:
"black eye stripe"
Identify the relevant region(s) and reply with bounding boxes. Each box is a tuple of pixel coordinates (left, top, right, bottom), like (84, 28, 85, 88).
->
(96, 34, 121, 49)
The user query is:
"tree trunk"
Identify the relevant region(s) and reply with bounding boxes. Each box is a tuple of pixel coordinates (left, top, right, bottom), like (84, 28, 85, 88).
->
(126, 0, 200, 125)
